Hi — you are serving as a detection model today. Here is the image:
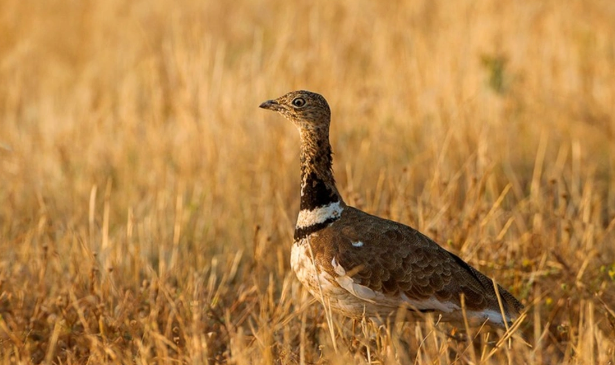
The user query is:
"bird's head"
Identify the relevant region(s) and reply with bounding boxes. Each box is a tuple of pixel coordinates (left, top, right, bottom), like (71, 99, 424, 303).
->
(259, 90, 331, 131)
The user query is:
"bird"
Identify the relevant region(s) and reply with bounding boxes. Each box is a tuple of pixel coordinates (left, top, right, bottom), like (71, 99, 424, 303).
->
(259, 90, 523, 327)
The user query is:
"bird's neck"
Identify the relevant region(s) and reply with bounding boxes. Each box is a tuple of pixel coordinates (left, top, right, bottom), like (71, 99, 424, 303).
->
(298, 129, 344, 212)
(294, 129, 345, 240)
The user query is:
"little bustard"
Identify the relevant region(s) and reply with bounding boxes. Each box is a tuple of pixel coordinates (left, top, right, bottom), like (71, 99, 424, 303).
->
(260, 90, 523, 327)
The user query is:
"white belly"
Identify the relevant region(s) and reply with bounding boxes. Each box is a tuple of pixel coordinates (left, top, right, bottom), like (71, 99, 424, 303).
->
(290, 238, 380, 318)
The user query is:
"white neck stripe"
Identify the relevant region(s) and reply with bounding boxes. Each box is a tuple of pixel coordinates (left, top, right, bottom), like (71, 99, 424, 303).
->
(296, 201, 343, 229)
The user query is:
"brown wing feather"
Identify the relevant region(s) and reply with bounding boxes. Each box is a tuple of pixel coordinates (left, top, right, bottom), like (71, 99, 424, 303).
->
(311, 206, 522, 316)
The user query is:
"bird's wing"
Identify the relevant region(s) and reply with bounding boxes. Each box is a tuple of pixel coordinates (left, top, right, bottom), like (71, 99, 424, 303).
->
(313, 207, 522, 316)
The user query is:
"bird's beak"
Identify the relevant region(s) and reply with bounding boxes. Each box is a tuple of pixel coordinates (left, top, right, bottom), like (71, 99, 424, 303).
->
(259, 99, 280, 111)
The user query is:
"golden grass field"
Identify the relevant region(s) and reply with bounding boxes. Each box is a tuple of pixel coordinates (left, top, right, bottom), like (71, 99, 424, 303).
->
(1, 0, 615, 363)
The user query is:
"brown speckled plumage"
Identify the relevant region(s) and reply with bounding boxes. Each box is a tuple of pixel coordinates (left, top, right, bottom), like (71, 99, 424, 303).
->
(260, 90, 523, 326)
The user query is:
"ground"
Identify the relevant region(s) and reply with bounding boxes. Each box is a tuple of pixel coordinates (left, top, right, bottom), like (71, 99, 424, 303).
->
(0, 0, 614, 363)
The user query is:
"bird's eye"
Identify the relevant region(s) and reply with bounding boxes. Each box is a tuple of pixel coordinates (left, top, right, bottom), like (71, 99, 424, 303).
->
(292, 98, 306, 107)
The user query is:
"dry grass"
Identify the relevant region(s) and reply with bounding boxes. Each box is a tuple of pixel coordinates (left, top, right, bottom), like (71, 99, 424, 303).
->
(1, 0, 615, 363)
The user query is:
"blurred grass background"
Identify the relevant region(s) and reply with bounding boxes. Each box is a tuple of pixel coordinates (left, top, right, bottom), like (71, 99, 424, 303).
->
(1, 0, 614, 363)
